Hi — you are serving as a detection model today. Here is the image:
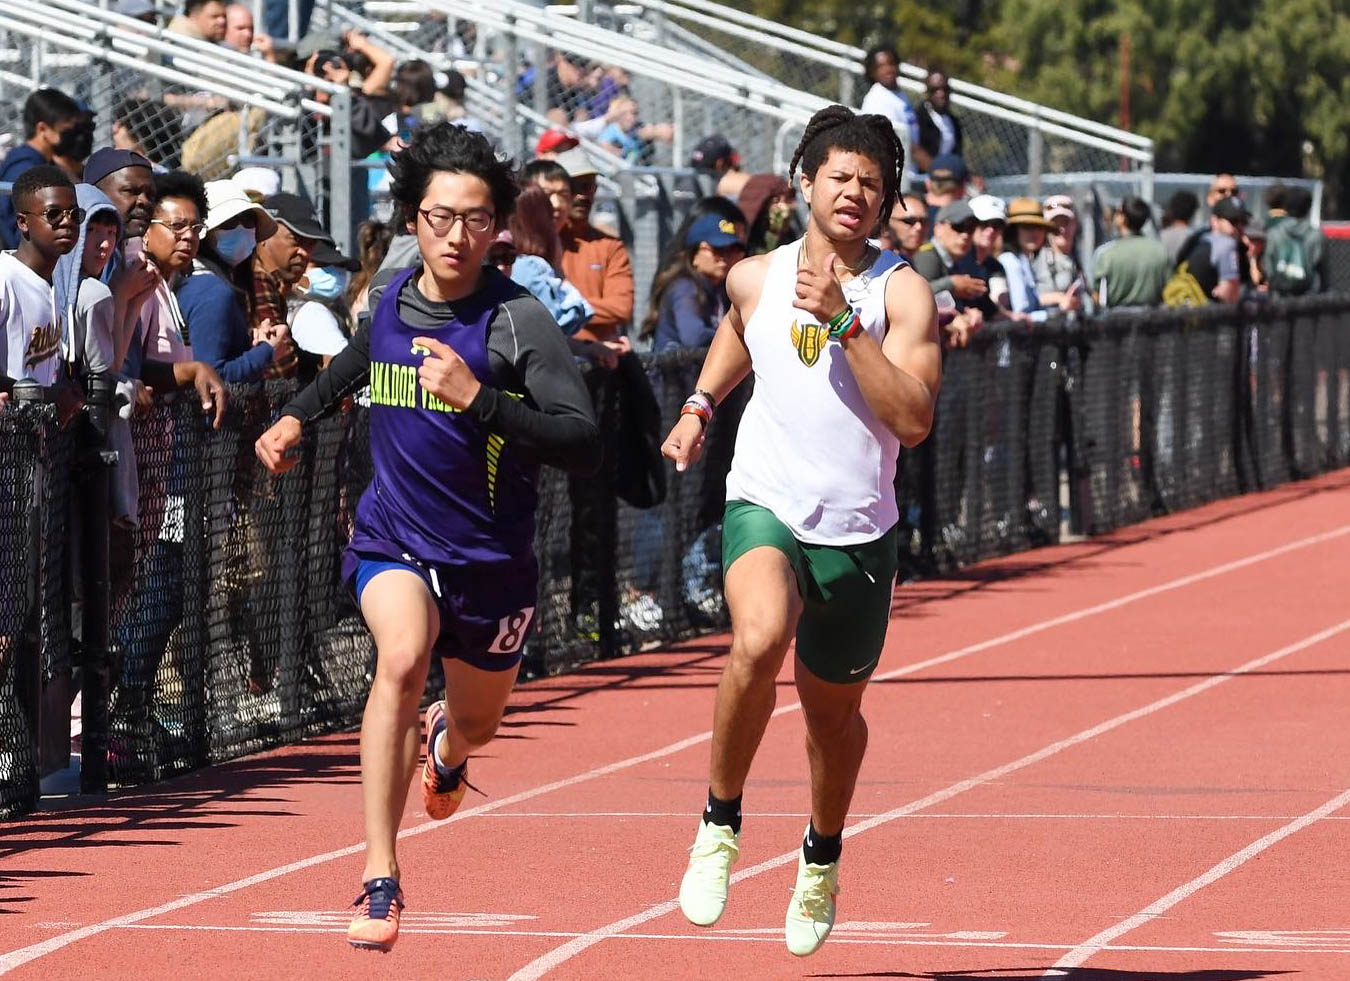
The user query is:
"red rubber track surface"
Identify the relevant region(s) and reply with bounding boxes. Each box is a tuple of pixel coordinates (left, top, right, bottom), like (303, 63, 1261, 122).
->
(5, 470, 1350, 981)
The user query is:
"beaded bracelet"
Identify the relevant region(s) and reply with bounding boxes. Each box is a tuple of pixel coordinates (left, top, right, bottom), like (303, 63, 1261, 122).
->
(828, 309, 863, 341)
(825, 306, 853, 332)
(835, 315, 864, 342)
(680, 391, 715, 428)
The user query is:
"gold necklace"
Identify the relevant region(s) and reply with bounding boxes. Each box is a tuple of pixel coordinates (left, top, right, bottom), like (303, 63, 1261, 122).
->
(800, 238, 875, 276)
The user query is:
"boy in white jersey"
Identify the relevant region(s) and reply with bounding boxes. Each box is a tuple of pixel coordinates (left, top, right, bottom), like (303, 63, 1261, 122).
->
(662, 106, 941, 956)
(1, 165, 79, 390)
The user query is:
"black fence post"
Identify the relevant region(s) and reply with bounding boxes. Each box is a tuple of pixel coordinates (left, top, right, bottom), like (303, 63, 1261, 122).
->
(11, 381, 44, 806)
(77, 372, 117, 796)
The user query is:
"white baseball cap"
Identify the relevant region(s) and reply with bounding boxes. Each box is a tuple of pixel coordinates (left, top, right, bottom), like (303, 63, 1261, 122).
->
(968, 194, 1007, 223)
(233, 167, 282, 201)
(204, 179, 278, 238)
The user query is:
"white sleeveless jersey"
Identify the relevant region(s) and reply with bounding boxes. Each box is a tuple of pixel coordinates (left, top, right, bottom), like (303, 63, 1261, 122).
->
(724, 240, 906, 545)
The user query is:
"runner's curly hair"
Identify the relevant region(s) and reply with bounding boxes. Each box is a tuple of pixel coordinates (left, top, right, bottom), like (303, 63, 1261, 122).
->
(389, 121, 518, 226)
(788, 105, 905, 233)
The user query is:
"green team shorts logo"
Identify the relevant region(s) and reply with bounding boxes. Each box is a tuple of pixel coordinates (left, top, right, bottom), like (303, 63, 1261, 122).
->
(789, 321, 828, 367)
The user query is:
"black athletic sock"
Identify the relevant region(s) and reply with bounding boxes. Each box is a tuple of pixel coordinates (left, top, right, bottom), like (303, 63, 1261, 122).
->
(802, 822, 842, 865)
(703, 789, 742, 833)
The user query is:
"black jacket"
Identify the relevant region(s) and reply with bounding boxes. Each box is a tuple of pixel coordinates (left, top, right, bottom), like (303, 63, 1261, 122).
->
(916, 102, 963, 160)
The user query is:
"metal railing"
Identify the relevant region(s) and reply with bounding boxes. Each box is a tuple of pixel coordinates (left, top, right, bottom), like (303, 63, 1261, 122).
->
(337, 0, 831, 173)
(0, 0, 355, 248)
(598, 0, 1153, 191)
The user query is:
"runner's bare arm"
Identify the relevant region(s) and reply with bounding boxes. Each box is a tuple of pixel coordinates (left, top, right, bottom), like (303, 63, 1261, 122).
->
(661, 254, 768, 470)
(692, 254, 769, 401)
(841, 264, 941, 447)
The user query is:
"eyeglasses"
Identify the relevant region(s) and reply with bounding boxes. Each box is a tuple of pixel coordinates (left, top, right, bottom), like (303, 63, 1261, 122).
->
(22, 206, 85, 228)
(151, 218, 206, 238)
(417, 207, 494, 235)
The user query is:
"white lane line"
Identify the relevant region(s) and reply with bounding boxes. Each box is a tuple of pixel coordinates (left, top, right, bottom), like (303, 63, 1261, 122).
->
(98, 923, 1350, 956)
(474, 811, 1350, 821)
(507, 617, 1350, 981)
(1046, 784, 1350, 975)
(4, 520, 1348, 975)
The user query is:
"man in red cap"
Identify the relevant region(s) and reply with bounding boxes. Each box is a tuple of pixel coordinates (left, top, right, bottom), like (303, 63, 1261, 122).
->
(535, 128, 579, 159)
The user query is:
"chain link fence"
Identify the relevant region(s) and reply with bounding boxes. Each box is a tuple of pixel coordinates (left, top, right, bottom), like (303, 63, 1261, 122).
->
(0, 401, 73, 819)
(4, 299, 1350, 816)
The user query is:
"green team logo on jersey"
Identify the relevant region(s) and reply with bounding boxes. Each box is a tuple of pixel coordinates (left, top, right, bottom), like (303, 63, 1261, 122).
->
(789, 321, 828, 367)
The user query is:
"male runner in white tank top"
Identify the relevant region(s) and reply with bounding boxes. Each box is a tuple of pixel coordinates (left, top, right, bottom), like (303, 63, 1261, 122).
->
(662, 105, 941, 956)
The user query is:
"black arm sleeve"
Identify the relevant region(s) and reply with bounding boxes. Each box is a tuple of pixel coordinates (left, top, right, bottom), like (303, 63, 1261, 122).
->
(469, 296, 602, 475)
(280, 321, 372, 425)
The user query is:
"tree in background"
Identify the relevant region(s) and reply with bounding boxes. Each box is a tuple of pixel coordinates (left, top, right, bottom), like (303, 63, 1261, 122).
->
(732, 0, 1350, 214)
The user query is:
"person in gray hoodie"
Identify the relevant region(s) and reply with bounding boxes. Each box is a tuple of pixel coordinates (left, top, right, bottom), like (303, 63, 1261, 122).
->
(53, 182, 140, 530)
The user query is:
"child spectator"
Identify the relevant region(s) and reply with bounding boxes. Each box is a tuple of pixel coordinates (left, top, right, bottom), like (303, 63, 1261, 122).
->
(1036, 194, 1084, 311)
(597, 96, 673, 165)
(1, 166, 78, 387)
(53, 183, 140, 525)
(347, 218, 394, 319)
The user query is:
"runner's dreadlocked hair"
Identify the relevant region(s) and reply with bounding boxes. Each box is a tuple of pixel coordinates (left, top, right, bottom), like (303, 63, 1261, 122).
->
(788, 105, 905, 234)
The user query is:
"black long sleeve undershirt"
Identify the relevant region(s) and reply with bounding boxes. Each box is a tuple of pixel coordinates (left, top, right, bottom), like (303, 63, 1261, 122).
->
(281, 275, 602, 476)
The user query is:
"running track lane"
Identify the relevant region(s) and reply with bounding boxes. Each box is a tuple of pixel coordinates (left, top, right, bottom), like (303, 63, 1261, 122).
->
(2, 471, 1349, 979)
(503, 504, 1350, 979)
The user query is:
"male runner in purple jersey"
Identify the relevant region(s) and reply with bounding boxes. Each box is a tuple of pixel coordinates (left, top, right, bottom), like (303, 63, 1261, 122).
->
(256, 123, 600, 952)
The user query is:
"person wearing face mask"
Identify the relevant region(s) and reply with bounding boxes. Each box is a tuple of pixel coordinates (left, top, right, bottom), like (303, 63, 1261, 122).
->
(0, 88, 89, 249)
(253, 192, 331, 378)
(51, 109, 96, 181)
(176, 179, 293, 382)
(288, 241, 361, 377)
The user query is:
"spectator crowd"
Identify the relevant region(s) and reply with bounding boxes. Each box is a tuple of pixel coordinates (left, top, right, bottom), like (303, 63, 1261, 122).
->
(0, 10, 1335, 743)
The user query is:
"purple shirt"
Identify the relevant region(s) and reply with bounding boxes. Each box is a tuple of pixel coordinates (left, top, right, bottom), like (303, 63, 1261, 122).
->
(346, 267, 538, 568)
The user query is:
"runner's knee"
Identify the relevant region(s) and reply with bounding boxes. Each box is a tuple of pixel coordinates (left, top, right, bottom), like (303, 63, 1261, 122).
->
(803, 701, 866, 745)
(373, 644, 427, 698)
(730, 616, 796, 678)
(451, 711, 502, 749)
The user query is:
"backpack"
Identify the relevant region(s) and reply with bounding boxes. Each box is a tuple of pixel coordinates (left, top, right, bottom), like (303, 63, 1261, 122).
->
(1163, 231, 1211, 308)
(1266, 221, 1316, 295)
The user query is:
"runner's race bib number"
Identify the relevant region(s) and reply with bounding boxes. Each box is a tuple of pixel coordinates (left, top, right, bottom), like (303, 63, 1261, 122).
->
(488, 607, 536, 654)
